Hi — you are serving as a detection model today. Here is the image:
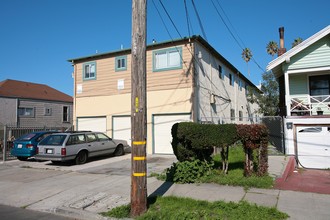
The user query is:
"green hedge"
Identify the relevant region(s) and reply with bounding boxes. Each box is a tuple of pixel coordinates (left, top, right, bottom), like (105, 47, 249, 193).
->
(171, 122, 237, 162)
(171, 122, 269, 177)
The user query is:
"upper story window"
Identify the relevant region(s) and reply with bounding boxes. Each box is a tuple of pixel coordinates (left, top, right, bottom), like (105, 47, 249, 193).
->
(309, 75, 330, 102)
(218, 65, 223, 79)
(238, 79, 242, 91)
(18, 107, 34, 117)
(83, 62, 96, 80)
(115, 56, 127, 71)
(63, 106, 70, 123)
(153, 47, 182, 72)
(229, 73, 234, 86)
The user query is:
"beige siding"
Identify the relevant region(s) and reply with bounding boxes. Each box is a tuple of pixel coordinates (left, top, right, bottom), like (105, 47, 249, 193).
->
(74, 87, 193, 153)
(74, 42, 193, 98)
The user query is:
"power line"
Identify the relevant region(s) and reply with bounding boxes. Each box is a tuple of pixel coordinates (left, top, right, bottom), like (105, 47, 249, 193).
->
(211, 0, 266, 73)
(184, 0, 191, 37)
(158, 0, 183, 39)
(191, 0, 208, 41)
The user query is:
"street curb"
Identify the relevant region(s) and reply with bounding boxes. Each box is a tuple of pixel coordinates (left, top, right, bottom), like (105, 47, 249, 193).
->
(274, 156, 295, 187)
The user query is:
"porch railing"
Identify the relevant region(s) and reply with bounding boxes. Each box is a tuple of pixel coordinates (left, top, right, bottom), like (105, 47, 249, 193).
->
(290, 95, 330, 116)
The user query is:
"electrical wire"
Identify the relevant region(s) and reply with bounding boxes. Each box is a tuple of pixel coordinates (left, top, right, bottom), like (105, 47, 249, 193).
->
(211, 0, 266, 73)
(191, 0, 208, 41)
(184, 0, 191, 37)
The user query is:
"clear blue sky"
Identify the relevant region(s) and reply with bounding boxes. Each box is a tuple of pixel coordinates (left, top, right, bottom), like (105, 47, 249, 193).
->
(1, 0, 329, 96)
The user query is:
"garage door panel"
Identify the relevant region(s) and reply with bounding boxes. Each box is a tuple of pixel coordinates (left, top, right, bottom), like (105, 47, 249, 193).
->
(113, 116, 131, 144)
(297, 126, 330, 169)
(77, 117, 106, 133)
(154, 114, 191, 154)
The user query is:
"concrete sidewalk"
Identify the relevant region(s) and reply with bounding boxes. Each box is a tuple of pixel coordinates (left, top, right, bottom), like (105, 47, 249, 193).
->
(0, 155, 329, 220)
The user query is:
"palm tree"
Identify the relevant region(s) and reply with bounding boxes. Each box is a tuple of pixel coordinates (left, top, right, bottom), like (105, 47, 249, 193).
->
(292, 37, 303, 48)
(266, 41, 278, 59)
(242, 48, 252, 76)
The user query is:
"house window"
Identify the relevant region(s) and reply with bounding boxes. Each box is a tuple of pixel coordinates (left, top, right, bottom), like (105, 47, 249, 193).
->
(63, 106, 69, 122)
(45, 108, 52, 116)
(309, 75, 330, 102)
(115, 56, 127, 71)
(239, 110, 243, 121)
(18, 107, 34, 117)
(229, 73, 234, 86)
(238, 80, 242, 91)
(218, 65, 223, 79)
(230, 109, 235, 121)
(153, 47, 182, 71)
(83, 62, 96, 80)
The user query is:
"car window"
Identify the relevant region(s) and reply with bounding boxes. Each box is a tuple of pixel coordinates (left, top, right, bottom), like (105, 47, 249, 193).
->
(86, 134, 97, 142)
(96, 133, 110, 141)
(17, 133, 37, 141)
(39, 135, 67, 146)
(36, 133, 51, 142)
(67, 134, 86, 145)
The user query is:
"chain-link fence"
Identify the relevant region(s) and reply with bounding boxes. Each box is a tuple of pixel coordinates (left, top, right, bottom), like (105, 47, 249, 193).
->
(1, 125, 73, 161)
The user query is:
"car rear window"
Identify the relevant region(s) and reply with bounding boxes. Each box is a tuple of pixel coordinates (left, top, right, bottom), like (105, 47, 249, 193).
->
(17, 133, 37, 141)
(39, 134, 67, 146)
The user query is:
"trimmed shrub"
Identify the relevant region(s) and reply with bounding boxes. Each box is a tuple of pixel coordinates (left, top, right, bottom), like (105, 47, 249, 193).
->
(237, 124, 269, 176)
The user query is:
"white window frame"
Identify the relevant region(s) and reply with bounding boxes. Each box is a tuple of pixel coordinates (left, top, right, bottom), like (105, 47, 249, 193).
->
(63, 106, 70, 123)
(153, 47, 182, 72)
(18, 107, 34, 117)
(45, 108, 52, 116)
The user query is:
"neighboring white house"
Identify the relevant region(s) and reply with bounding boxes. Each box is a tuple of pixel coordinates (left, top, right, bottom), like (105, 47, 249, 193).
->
(267, 25, 330, 169)
(69, 36, 260, 154)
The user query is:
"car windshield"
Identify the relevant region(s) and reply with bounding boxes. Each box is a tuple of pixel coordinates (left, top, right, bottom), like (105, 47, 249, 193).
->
(17, 133, 37, 141)
(39, 134, 67, 146)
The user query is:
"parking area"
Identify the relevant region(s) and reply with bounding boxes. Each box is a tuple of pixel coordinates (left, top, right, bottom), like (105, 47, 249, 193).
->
(3, 153, 177, 175)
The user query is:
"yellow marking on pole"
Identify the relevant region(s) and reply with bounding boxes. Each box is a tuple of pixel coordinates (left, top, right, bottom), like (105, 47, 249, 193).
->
(135, 97, 139, 112)
(133, 156, 146, 161)
(133, 141, 146, 145)
(133, 172, 146, 177)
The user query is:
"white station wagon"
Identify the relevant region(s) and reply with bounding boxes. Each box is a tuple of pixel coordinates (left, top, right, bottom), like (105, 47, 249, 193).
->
(35, 131, 130, 165)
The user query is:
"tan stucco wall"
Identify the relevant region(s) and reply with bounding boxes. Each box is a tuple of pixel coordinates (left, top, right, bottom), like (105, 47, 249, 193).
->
(74, 87, 193, 154)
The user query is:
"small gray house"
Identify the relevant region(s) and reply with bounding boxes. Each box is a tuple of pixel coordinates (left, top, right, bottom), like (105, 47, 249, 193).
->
(0, 79, 73, 129)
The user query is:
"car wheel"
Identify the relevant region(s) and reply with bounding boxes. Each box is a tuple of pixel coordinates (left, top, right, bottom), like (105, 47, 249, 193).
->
(17, 157, 28, 161)
(75, 151, 88, 165)
(114, 144, 125, 156)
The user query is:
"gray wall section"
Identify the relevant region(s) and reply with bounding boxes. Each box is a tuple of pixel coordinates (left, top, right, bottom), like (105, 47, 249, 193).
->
(0, 98, 17, 126)
(1, 98, 73, 128)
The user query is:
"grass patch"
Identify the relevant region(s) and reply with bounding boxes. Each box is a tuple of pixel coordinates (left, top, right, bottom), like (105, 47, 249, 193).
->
(151, 145, 274, 189)
(102, 196, 288, 220)
(203, 146, 274, 189)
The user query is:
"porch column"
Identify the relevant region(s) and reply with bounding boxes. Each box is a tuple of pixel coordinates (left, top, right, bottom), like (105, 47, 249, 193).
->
(284, 71, 290, 116)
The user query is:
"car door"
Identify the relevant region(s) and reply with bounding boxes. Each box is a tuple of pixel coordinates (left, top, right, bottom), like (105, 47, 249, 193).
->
(95, 132, 117, 154)
(66, 134, 88, 157)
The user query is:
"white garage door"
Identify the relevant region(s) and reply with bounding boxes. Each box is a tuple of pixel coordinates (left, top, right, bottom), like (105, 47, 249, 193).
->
(153, 114, 191, 154)
(113, 116, 131, 144)
(77, 117, 106, 133)
(296, 126, 330, 169)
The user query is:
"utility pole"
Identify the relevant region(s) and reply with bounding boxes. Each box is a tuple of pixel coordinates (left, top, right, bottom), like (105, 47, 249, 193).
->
(131, 0, 147, 217)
